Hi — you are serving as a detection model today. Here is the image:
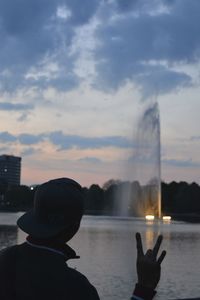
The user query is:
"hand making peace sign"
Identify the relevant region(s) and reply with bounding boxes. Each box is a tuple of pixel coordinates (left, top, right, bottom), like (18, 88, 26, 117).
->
(135, 232, 167, 290)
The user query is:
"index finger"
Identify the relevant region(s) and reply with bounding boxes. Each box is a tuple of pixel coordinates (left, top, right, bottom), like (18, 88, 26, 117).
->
(135, 232, 144, 257)
(152, 235, 163, 257)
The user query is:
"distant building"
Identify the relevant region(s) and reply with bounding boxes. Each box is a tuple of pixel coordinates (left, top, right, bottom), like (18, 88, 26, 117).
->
(0, 155, 21, 186)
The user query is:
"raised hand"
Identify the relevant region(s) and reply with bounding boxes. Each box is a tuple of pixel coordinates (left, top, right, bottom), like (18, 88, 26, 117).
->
(135, 232, 166, 290)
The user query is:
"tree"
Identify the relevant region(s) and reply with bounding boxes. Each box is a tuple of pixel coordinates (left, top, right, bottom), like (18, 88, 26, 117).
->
(85, 184, 105, 214)
(5, 185, 34, 211)
(102, 179, 121, 190)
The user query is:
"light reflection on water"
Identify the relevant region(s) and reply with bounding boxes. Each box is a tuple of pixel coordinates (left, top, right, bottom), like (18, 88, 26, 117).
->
(1, 213, 200, 299)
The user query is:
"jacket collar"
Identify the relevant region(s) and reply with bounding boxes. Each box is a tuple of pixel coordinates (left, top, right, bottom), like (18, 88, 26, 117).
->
(26, 235, 79, 261)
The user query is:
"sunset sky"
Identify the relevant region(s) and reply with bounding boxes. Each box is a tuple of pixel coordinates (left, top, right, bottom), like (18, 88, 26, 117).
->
(0, 0, 200, 187)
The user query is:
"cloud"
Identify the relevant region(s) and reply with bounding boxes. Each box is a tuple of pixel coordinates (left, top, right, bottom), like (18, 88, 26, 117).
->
(18, 133, 45, 145)
(92, 0, 200, 96)
(115, 0, 141, 12)
(0, 0, 199, 97)
(0, 102, 33, 111)
(17, 112, 31, 122)
(0, 146, 10, 153)
(0, 0, 100, 93)
(0, 130, 133, 150)
(0, 132, 44, 145)
(134, 65, 191, 98)
(63, 0, 100, 25)
(48, 130, 133, 149)
(0, 1, 57, 90)
(162, 158, 200, 168)
(78, 156, 102, 163)
(0, 131, 17, 143)
(21, 147, 40, 156)
(190, 136, 200, 141)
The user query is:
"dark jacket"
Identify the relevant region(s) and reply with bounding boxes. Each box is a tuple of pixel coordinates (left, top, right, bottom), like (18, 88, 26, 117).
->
(0, 243, 100, 300)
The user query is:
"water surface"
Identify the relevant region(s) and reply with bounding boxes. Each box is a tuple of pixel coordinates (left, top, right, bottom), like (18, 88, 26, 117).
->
(1, 213, 200, 300)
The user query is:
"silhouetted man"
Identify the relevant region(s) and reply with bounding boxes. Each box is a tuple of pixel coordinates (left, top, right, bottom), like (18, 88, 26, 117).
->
(0, 177, 166, 300)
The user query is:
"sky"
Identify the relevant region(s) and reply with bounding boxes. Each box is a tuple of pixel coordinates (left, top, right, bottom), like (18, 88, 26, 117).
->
(0, 0, 200, 187)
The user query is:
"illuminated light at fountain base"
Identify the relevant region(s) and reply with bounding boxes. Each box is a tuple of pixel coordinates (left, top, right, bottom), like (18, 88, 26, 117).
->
(162, 216, 171, 223)
(145, 215, 155, 220)
(144, 215, 172, 223)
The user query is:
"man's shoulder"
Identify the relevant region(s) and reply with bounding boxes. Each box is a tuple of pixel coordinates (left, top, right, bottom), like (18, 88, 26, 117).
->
(0, 244, 18, 285)
(0, 244, 19, 273)
(0, 244, 18, 260)
(66, 266, 90, 282)
(64, 267, 100, 299)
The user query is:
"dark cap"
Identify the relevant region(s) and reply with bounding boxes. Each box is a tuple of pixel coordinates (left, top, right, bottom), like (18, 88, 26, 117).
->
(17, 178, 84, 238)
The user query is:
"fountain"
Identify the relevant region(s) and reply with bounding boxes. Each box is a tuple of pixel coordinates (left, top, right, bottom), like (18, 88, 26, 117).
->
(116, 101, 161, 218)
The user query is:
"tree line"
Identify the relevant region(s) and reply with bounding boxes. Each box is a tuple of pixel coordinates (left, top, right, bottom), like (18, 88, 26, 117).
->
(0, 180, 200, 219)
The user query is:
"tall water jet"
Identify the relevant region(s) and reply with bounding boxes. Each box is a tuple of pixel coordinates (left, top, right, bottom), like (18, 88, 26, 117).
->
(116, 101, 161, 218)
(135, 101, 161, 218)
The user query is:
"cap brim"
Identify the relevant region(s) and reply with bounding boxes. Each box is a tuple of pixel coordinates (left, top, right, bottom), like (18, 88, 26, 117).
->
(17, 210, 69, 239)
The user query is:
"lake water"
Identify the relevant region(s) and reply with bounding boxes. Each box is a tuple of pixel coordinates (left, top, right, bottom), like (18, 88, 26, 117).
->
(0, 213, 200, 300)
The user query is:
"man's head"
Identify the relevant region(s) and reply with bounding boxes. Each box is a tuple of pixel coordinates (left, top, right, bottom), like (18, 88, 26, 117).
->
(17, 178, 85, 241)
